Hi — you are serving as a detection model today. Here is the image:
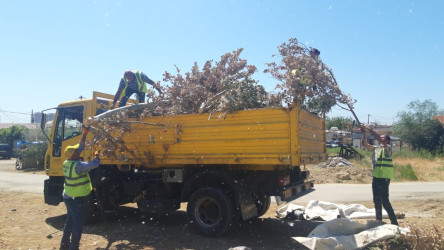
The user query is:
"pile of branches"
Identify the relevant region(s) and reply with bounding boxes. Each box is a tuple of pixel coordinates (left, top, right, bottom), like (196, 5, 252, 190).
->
(87, 38, 356, 161)
(264, 37, 355, 115)
(146, 38, 355, 117)
(152, 48, 269, 118)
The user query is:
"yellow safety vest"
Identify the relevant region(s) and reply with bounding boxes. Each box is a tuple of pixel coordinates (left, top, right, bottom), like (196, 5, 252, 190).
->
(373, 148, 394, 179)
(120, 70, 148, 98)
(63, 160, 92, 197)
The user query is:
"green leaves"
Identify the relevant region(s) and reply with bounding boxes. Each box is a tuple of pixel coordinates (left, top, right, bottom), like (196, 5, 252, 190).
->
(393, 100, 444, 155)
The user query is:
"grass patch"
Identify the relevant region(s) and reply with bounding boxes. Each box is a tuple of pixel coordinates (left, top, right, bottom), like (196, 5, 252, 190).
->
(394, 164, 418, 181)
(392, 149, 435, 160)
(326, 147, 341, 157)
(351, 157, 372, 169)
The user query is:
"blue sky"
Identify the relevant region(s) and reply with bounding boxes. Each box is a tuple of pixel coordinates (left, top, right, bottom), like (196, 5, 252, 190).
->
(1, 0, 443, 125)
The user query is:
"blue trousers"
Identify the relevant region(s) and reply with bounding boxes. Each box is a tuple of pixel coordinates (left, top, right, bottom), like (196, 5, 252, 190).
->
(372, 177, 398, 225)
(118, 88, 145, 107)
(61, 197, 84, 250)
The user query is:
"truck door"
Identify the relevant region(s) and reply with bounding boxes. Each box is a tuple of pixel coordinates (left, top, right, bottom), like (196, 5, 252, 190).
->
(49, 105, 85, 174)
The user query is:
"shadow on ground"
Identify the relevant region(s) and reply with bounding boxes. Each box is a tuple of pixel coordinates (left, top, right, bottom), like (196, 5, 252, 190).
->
(46, 205, 322, 249)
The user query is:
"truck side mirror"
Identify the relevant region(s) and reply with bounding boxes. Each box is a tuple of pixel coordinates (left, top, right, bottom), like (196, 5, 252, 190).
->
(41, 113, 47, 131)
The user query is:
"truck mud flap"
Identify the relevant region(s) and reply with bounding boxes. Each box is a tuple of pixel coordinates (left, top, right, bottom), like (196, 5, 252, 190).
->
(44, 178, 63, 206)
(277, 181, 314, 205)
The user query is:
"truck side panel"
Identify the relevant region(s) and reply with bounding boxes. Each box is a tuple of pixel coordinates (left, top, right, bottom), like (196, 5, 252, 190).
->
(100, 108, 294, 168)
(98, 106, 327, 169)
(297, 108, 327, 164)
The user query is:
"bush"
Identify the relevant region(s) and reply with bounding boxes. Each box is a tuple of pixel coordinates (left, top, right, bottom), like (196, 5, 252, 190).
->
(16, 143, 47, 170)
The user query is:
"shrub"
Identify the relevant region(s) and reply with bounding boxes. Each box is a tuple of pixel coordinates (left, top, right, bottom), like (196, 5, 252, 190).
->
(17, 143, 47, 170)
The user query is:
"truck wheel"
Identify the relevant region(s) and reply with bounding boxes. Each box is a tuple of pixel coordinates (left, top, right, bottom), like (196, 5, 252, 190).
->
(187, 187, 234, 237)
(255, 195, 271, 217)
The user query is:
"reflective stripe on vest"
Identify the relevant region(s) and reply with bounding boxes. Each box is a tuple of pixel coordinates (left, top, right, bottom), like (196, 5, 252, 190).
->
(63, 160, 92, 197)
(373, 148, 394, 179)
(120, 70, 148, 98)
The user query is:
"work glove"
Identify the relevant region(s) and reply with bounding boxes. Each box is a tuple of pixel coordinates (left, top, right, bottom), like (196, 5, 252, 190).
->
(94, 150, 101, 159)
(82, 125, 90, 135)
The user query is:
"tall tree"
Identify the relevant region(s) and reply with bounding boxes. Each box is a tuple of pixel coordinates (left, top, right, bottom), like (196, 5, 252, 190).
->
(393, 100, 444, 154)
(0, 125, 29, 147)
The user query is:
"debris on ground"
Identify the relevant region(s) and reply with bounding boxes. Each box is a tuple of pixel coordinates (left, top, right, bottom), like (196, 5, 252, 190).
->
(316, 157, 353, 168)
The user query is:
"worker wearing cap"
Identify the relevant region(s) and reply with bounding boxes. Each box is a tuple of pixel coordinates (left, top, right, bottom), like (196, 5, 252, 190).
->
(60, 126, 100, 250)
(110, 70, 162, 109)
(360, 123, 398, 226)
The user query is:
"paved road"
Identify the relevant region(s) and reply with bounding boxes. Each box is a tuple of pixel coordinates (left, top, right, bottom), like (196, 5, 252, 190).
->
(1, 159, 443, 202)
(294, 182, 444, 203)
(0, 159, 48, 193)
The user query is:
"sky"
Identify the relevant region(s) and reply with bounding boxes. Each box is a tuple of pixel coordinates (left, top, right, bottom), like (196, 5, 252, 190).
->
(0, 0, 443, 125)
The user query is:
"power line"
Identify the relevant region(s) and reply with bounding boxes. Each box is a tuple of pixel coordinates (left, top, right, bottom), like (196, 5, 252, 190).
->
(0, 109, 33, 123)
(0, 109, 32, 115)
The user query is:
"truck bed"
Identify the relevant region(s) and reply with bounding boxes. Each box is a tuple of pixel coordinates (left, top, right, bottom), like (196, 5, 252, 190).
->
(97, 105, 327, 170)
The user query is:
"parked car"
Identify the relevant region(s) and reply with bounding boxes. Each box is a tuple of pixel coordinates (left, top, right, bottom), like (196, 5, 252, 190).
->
(326, 141, 340, 148)
(0, 144, 13, 159)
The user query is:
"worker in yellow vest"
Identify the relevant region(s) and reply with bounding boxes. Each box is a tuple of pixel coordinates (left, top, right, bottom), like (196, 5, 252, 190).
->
(60, 126, 100, 250)
(111, 70, 162, 109)
(361, 123, 398, 225)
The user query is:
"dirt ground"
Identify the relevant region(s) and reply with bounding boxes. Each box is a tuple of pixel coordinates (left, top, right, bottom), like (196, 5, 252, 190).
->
(1, 157, 443, 250)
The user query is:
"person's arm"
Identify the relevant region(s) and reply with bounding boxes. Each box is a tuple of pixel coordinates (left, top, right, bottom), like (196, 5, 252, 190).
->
(111, 79, 126, 109)
(68, 126, 89, 159)
(360, 124, 373, 151)
(75, 157, 100, 174)
(75, 150, 100, 174)
(141, 73, 162, 94)
(361, 123, 386, 145)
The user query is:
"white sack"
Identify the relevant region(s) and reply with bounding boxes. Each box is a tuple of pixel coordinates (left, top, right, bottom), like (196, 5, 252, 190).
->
(276, 200, 389, 221)
(292, 218, 409, 250)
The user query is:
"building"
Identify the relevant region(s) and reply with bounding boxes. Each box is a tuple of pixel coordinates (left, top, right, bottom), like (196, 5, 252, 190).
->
(432, 115, 444, 127)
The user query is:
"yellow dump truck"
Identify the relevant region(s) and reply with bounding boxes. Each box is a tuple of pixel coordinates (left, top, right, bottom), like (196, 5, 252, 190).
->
(42, 91, 327, 236)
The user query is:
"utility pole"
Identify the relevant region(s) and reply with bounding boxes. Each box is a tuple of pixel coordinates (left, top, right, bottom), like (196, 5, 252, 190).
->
(367, 114, 370, 125)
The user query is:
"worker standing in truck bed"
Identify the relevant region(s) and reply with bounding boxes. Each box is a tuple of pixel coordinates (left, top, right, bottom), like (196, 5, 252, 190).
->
(111, 70, 162, 109)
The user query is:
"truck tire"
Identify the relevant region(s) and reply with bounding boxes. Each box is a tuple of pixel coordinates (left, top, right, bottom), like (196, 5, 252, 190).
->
(187, 187, 234, 237)
(255, 195, 271, 217)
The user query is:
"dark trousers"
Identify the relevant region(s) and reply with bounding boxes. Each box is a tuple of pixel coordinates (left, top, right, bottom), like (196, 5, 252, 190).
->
(118, 88, 146, 107)
(61, 197, 85, 250)
(372, 177, 398, 225)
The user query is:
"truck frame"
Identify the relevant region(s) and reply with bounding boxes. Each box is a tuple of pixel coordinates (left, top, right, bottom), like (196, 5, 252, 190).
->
(42, 91, 327, 236)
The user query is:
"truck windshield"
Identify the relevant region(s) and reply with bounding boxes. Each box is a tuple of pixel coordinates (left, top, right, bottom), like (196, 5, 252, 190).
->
(52, 106, 84, 157)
